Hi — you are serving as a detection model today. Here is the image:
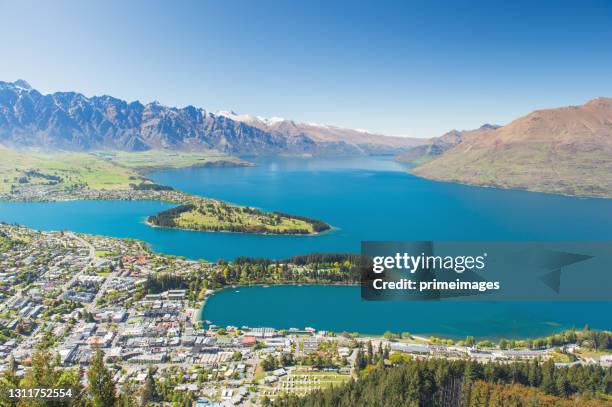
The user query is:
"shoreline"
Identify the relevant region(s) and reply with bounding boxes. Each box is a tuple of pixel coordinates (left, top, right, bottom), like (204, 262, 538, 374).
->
(144, 218, 333, 237)
(198, 282, 360, 329)
(197, 284, 591, 342)
(133, 159, 256, 174)
(409, 170, 612, 201)
(1, 182, 333, 237)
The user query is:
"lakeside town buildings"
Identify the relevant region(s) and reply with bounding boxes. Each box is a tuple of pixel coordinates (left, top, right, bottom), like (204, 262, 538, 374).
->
(0, 224, 608, 405)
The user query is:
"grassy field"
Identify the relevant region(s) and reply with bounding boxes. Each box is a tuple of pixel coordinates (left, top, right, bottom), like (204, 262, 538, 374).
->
(94, 250, 115, 257)
(0, 148, 251, 194)
(260, 372, 351, 398)
(92, 149, 249, 171)
(253, 365, 267, 382)
(0, 147, 140, 193)
(178, 206, 316, 234)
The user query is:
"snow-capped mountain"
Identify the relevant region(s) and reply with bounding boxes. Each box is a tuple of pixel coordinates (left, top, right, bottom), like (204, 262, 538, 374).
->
(0, 80, 423, 155)
(215, 110, 424, 154)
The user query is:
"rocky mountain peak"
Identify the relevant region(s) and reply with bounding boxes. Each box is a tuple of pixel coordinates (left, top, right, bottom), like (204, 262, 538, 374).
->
(12, 79, 32, 90)
(0, 80, 424, 155)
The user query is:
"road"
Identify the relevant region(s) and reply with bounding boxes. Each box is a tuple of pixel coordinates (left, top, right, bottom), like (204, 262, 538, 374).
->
(63, 232, 116, 313)
(62, 232, 96, 294)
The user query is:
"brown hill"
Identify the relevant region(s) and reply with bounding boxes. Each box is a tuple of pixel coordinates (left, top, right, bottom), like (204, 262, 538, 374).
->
(396, 124, 499, 166)
(412, 98, 612, 198)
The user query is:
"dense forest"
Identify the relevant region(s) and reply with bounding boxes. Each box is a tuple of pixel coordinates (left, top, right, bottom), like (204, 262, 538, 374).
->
(269, 356, 612, 407)
(144, 254, 362, 300)
(130, 182, 174, 191)
(147, 204, 195, 227)
(271, 211, 331, 233)
(234, 253, 368, 266)
(420, 329, 612, 353)
(519, 329, 611, 351)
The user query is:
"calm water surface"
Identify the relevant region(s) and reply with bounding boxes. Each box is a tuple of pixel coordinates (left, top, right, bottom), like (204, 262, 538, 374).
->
(2, 157, 611, 260)
(203, 285, 611, 339)
(2, 156, 611, 337)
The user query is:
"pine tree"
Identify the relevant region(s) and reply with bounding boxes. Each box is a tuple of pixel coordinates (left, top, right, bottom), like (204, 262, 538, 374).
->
(118, 381, 137, 407)
(0, 357, 20, 406)
(383, 344, 390, 360)
(469, 380, 491, 407)
(528, 359, 540, 387)
(20, 348, 83, 406)
(541, 360, 557, 395)
(141, 368, 160, 406)
(556, 371, 572, 398)
(460, 361, 476, 406)
(355, 348, 367, 370)
(181, 392, 194, 407)
(603, 368, 612, 394)
(2, 356, 19, 387)
(87, 347, 117, 407)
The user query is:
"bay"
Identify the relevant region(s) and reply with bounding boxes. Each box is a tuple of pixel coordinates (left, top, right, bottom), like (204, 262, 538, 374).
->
(202, 285, 611, 339)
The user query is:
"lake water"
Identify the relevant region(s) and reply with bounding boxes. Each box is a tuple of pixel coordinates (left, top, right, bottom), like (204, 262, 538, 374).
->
(2, 156, 612, 337)
(203, 285, 611, 339)
(2, 156, 612, 261)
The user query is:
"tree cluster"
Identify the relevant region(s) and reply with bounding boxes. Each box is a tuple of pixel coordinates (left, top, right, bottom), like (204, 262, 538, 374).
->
(271, 357, 611, 407)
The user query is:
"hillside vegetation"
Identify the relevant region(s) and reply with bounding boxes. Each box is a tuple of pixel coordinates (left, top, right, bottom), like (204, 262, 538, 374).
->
(397, 124, 499, 166)
(93, 150, 250, 171)
(0, 148, 248, 194)
(271, 358, 611, 407)
(0, 146, 138, 193)
(411, 98, 612, 198)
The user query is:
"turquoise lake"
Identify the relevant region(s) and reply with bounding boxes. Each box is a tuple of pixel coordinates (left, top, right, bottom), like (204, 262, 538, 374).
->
(1, 156, 612, 337)
(202, 285, 612, 339)
(2, 156, 612, 260)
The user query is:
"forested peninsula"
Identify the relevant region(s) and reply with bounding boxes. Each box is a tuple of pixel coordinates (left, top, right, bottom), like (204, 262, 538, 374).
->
(147, 203, 330, 235)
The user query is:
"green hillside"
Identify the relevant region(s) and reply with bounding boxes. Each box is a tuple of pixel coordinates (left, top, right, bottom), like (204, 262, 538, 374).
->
(0, 147, 139, 193)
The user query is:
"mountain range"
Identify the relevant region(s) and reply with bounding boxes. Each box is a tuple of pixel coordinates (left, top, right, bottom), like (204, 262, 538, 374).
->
(409, 97, 612, 198)
(2, 79, 611, 198)
(0, 80, 423, 155)
(215, 110, 422, 155)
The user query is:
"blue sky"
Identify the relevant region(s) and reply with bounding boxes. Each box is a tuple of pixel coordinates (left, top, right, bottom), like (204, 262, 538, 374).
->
(1, 0, 611, 137)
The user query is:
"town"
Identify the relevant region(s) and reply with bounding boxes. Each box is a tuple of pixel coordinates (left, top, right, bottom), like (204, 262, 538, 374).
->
(0, 223, 610, 406)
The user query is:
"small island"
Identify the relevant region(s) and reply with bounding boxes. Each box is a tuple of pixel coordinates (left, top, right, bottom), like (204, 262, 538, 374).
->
(147, 203, 330, 235)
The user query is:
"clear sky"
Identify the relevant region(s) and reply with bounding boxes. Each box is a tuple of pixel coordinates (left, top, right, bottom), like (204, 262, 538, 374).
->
(1, 0, 611, 137)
